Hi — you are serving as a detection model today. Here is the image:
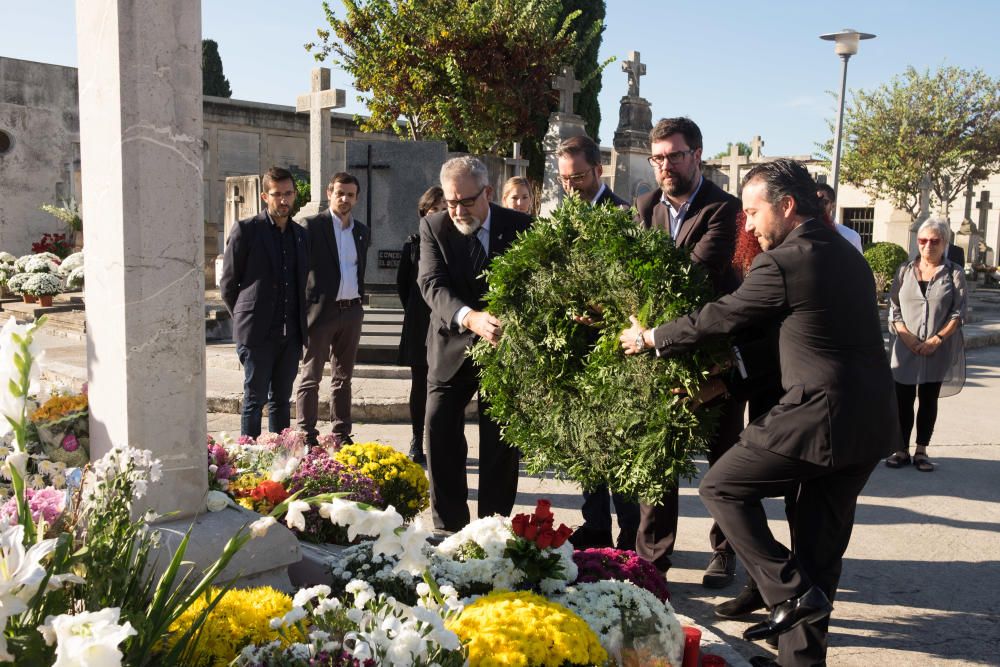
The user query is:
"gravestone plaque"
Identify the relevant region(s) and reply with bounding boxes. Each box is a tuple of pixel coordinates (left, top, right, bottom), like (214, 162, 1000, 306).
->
(346, 139, 448, 287)
(223, 175, 262, 243)
(218, 129, 261, 176)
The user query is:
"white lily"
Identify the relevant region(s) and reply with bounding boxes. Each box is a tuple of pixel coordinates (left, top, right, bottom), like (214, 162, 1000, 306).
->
(284, 500, 310, 532)
(41, 607, 137, 667)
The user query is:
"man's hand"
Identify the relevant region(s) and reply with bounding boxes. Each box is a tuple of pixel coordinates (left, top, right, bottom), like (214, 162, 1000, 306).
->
(572, 303, 605, 327)
(619, 315, 652, 355)
(463, 310, 503, 346)
(671, 377, 728, 409)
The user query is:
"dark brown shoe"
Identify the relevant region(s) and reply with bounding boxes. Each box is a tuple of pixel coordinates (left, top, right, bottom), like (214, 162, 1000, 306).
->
(703, 551, 737, 588)
(714, 582, 766, 619)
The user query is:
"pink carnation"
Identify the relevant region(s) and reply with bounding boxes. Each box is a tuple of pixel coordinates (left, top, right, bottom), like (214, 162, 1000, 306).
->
(1, 487, 66, 527)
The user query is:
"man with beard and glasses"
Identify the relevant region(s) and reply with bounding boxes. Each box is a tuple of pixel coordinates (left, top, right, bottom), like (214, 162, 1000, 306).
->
(296, 172, 370, 447)
(418, 156, 532, 531)
(221, 166, 310, 438)
(634, 117, 744, 589)
(557, 134, 630, 208)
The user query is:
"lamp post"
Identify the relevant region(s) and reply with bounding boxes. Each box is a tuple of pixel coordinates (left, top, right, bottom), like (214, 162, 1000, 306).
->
(820, 28, 875, 198)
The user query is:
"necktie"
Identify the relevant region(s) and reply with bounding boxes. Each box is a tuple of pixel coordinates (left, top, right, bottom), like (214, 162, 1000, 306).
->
(469, 233, 487, 276)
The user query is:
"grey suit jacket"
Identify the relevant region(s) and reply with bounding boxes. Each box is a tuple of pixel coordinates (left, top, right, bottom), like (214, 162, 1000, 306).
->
(651, 219, 899, 467)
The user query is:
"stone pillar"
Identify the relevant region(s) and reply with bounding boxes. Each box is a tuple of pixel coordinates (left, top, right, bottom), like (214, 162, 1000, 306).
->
(76, 0, 207, 519)
(540, 66, 586, 216)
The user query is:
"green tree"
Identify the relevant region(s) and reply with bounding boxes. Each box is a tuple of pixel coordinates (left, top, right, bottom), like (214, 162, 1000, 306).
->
(306, 0, 602, 155)
(712, 141, 751, 159)
(202, 39, 232, 98)
(836, 66, 1000, 217)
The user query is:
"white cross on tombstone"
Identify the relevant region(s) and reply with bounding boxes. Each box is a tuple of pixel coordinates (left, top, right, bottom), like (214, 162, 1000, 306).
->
(505, 141, 530, 178)
(552, 66, 581, 115)
(296, 68, 346, 213)
(723, 142, 749, 195)
(621, 51, 646, 98)
(750, 135, 765, 161)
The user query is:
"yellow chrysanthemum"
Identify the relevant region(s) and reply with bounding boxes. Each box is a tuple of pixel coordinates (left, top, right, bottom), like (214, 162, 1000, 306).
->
(31, 393, 88, 423)
(334, 442, 429, 520)
(448, 590, 607, 667)
(163, 586, 301, 666)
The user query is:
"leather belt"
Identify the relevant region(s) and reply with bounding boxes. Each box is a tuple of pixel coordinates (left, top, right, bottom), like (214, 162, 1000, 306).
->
(335, 297, 362, 309)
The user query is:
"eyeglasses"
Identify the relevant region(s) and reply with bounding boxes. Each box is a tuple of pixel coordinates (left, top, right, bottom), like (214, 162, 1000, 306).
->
(266, 190, 296, 201)
(559, 168, 595, 185)
(444, 185, 487, 209)
(648, 150, 697, 168)
(917, 238, 941, 246)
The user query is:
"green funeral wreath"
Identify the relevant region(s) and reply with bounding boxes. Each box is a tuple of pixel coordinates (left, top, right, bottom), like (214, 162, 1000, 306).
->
(472, 196, 727, 503)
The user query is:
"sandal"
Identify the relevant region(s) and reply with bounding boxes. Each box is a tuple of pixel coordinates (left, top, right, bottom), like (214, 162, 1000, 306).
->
(885, 451, 911, 468)
(913, 454, 934, 472)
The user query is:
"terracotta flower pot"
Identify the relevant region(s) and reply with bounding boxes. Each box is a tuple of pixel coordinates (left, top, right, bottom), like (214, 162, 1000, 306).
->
(39, 295, 54, 307)
(23, 294, 38, 304)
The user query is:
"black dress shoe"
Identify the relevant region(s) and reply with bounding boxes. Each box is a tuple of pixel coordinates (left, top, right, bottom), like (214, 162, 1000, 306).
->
(408, 437, 426, 465)
(714, 582, 766, 619)
(703, 551, 737, 588)
(569, 526, 613, 550)
(749, 657, 780, 667)
(743, 585, 832, 642)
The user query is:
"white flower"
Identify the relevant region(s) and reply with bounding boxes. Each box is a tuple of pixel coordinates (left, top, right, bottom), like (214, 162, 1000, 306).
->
(205, 490, 231, 512)
(284, 500, 310, 532)
(0, 524, 59, 607)
(41, 607, 137, 667)
(249, 516, 276, 538)
(2, 451, 29, 480)
(269, 454, 299, 483)
(292, 584, 331, 608)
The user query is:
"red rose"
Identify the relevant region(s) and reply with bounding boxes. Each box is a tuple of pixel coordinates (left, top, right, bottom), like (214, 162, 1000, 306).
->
(511, 514, 529, 537)
(534, 499, 553, 521)
(535, 528, 555, 549)
(551, 524, 573, 548)
(524, 522, 539, 540)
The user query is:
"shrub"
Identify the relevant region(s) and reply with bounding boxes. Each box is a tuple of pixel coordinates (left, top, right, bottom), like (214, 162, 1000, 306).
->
(864, 241, 909, 293)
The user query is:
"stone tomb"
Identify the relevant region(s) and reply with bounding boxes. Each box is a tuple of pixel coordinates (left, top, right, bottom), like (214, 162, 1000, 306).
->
(344, 138, 448, 287)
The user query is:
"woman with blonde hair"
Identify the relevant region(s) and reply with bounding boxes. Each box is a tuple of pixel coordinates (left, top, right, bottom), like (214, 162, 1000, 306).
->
(501, 176, 534, 215)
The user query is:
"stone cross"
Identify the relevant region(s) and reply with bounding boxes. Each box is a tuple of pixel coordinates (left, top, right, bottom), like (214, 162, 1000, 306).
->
(976, 190, 993, 229)
(750, 135, 764, 161)
(963, 183, 975, 221)
(918, 174, 932, 219)
(621, 51, 646, 98)
(505, 141, 529, 178)
(296, 68, 346, 211)
(721, 142, 749, 195)
(552, 66, 581, 115)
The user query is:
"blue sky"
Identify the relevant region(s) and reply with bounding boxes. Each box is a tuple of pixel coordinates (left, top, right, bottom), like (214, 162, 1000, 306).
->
(3, 0, 998, 156)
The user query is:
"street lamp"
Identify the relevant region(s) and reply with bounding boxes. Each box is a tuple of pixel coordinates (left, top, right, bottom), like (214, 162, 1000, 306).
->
(820, 28, 875, 198)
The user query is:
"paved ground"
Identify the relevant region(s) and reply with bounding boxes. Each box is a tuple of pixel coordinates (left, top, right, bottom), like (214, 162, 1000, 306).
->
(204, 346, 1000, 667)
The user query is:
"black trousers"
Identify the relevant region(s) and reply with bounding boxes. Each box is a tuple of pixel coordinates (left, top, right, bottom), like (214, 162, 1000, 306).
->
(700, 444, 877, 667)
(636, 395, 746, 571)
(408, 364, 428, 441)
(895, 381, 943, 448)
(425, 359, 519, 531)
(236, 333, 301, 437)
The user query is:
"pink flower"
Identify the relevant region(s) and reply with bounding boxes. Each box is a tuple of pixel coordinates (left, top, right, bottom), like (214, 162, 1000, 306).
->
(61, 434, 79, 452)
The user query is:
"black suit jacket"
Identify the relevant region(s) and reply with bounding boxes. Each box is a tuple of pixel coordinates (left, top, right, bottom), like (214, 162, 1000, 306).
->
(300, 210, 371, 328)
(220, 212, 309, 346)
(595, 186, 630, 209)
(396, 232, 431, 367)
(946, 243, 965, 267)
(418, 203, 532, 384)
(635, 178, 739, 295)
(650, 219, 899, 467)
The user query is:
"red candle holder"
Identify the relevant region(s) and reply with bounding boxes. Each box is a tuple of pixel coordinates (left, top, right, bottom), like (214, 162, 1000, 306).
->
(682, 625, 702, 667)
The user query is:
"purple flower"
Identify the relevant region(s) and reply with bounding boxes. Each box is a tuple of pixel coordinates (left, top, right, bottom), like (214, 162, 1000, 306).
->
(1, 487, 66, 526)
(573, 547, 671, 601)
(285, 449, 382, 544)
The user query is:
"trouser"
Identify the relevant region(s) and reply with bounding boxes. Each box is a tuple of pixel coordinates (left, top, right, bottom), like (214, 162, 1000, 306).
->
(237, 332, 302, 437)
(579, 486, 639, 548)
(700, 444, 877, 667)
(408, 364, 428, 441)
(296, 302, 364, 439)
(895, 381, 942, 448)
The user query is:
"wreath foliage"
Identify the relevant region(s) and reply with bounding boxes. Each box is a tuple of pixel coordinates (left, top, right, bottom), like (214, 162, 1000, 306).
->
(472, 196, 725, 503)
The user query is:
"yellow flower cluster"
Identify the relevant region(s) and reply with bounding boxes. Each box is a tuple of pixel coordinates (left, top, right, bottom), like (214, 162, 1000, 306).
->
(334, 442, 429, 520)
(164, 586, 301, 666)
(31, 392, 88, 423)
(447, 590, 607, 667)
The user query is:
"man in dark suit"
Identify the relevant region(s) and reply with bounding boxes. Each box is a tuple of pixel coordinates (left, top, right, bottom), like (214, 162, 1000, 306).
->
(418, 156, 531, 531)
(220, 166, 309, 437)
(634, 117, 743, 588)
(296, 172, 370, 446)
(946, 240, 965, 267)
(556, 134, 639, 552)
(621, 159, 899, 666)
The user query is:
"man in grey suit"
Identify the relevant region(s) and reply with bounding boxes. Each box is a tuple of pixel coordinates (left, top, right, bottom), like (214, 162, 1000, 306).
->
(621, 159, 899, 666)
(296, 172, 370, 446)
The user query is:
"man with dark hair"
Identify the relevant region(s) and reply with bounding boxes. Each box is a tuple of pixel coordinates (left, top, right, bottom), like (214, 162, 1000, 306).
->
(815, 182, 863, 253)
(296, 172, 370, 446)
(220, 166, 309, 437)
(419, 156, 531, 531)
(557, 135, 627, 207)
(634, 116, 743, 588)
(621, 158, 898, 667)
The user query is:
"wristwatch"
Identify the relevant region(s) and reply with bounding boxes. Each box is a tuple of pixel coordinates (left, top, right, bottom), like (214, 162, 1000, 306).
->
(634, 331, 646, 351)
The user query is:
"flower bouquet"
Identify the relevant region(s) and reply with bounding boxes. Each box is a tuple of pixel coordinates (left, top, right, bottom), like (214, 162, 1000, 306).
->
(334, 442, 429, 520)
(573, 547, 671, 602)
(65, 266, 84, 291)
(506, 499, 574, 590)
(5, 272, 31, 298)
(21, 253, 62, 274)
(30, 391, 89, 468)
(22, 273, 63, 305)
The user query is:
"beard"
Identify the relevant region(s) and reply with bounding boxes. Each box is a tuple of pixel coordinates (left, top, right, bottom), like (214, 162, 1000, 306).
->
(660, 165, 695, 198)
(268, 202, 292, 219)
(453, 215, 483, 236)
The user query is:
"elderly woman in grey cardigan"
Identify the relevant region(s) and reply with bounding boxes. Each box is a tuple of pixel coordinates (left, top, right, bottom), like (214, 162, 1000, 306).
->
(886, 218, 967, 472)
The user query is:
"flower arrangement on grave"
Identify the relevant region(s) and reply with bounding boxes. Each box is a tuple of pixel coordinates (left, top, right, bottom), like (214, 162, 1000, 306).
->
(446, 589, 607, 667)
(58, 251, 84, 276)
(229, 472, 290, 514)
(471, 196, 727, 502)
(207, 436, 235, 491)
(0, 486, 67, 534)
(31, 233, 73, 259)
(573, 547, 672, 602)
(29, 390, 90, 468)
(5, 272, 31, 296)
(334, 442, 429, 520)
(0, 252, 16, 265)
(552, 579, 684, 667)
(164, 586, 303, 667)
(0, 263, 17, 290)
(65, 266, 85, 291)
(22, 254, 62, 275)
(22, 272, 63, 298)
(506, 499, 574, 590)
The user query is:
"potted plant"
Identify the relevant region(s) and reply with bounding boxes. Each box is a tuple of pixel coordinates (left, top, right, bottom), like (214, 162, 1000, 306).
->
(22, 272, 62, 306)
(0, 262, 17, 299)
(6, 272, 33, 302)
